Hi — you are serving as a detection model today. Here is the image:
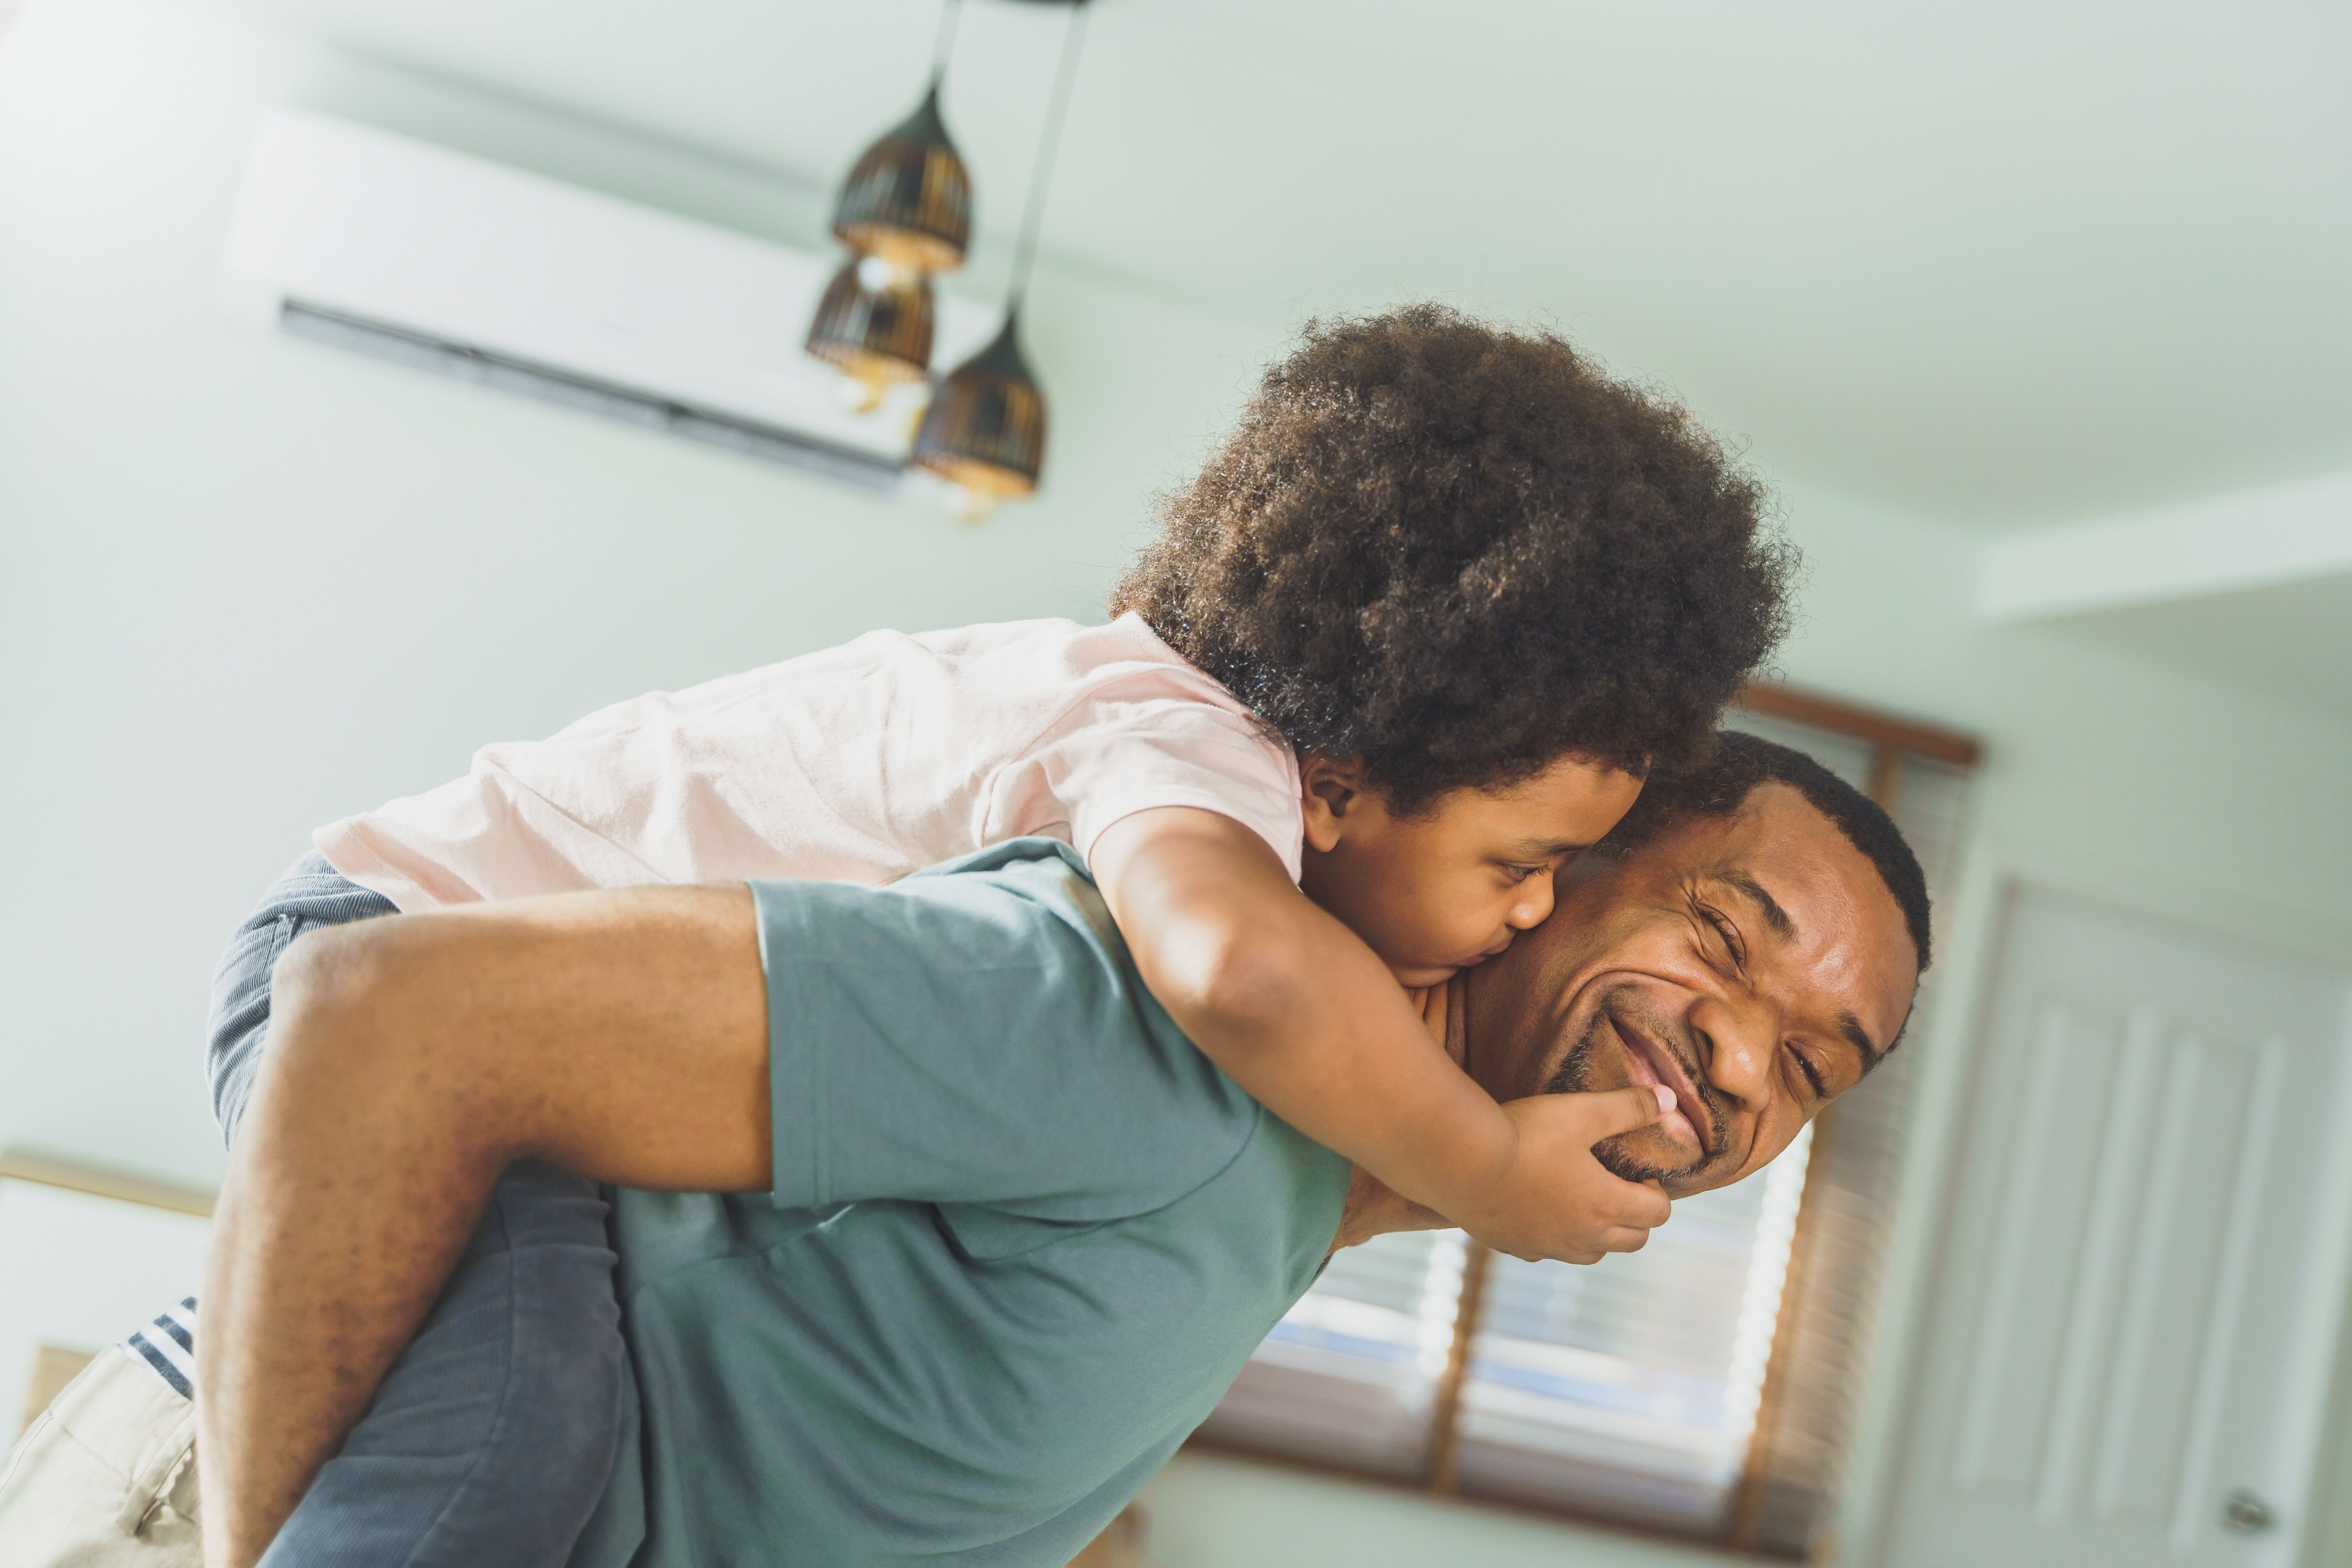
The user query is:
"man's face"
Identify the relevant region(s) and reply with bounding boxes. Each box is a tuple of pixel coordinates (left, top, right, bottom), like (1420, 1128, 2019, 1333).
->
(1460, 783, 1920, 1197)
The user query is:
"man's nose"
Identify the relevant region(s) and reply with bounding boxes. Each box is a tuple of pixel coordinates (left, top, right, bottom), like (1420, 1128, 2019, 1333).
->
(1505, 877, 1556, 931)
(1688, 991, 1777, 1108)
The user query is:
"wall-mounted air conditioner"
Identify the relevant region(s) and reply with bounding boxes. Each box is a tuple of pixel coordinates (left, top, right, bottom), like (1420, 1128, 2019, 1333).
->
(221, 107, 1002, 491)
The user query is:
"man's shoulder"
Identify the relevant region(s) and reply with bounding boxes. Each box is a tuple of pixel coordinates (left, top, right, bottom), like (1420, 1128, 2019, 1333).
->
(749, 843, 1266, 1222)
(872, 837, 1138, 968)
(902, 835, 1094, 884)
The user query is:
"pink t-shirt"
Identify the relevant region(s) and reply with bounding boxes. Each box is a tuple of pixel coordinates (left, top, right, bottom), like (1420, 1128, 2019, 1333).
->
(313, 614, 1304, 911)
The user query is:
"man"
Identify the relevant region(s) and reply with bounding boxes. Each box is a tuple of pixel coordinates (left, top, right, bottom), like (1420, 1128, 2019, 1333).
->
(0, 733, 1926, 1567)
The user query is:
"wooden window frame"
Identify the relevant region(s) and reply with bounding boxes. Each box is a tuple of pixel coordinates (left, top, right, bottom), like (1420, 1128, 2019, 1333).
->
(1190, 682, 1984, 1557)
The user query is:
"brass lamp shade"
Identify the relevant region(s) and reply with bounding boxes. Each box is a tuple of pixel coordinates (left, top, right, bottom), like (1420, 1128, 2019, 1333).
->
(832, 84, 972, 275)
(910, 312, 1045, 499)
(805, 258, 936, 410)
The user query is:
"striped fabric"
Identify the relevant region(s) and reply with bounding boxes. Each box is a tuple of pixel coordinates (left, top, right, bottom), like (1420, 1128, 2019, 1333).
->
(123, 1297, 199, 1399)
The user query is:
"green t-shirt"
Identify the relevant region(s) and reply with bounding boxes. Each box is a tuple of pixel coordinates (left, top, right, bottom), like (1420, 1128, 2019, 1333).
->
(566, 840, 1353, 1568)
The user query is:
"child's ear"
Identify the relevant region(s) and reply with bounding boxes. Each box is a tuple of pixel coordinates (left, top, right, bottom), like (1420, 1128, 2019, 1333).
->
(1298, 755, 1369, 853)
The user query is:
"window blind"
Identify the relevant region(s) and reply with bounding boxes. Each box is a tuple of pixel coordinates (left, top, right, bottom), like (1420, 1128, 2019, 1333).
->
(1200, 1141, 1817, 1531)
(1203, 1228, 1466, 1475)
(1449, 1122, 1811, 1528)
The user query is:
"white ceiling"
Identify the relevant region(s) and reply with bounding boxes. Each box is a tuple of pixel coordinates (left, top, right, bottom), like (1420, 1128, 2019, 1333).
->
(195, 0, 2352, 532)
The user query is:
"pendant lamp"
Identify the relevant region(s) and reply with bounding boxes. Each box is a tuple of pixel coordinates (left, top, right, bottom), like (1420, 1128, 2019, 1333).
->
(909, 309, 1044, 505)
(804, 0, 968, 403)
(830, 81, 972, 275)
(804, 256, 936, 411)
(911, 0, 1089, 520)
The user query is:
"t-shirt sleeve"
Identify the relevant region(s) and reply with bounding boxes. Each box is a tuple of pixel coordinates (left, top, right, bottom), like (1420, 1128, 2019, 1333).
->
(750, 852, 1261, 1219)
(998, 696, 1306, 883)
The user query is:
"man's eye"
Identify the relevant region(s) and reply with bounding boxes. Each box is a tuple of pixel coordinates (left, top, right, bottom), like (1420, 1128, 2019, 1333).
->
(1787, 1044, 1828, 1099)
(1700, 906, 1746, 968)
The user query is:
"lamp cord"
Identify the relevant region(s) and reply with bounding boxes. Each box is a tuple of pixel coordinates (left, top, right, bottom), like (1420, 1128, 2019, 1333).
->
(1007, 2, 1090, 310)
(929, 0, 963, 80)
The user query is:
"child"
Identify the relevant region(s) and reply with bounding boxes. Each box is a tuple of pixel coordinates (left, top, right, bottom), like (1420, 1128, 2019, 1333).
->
(173, 305, 1791, 1568)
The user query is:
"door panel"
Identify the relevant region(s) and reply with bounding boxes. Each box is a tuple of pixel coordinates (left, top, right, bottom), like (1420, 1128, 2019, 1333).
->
(1887, 889, 2352, 1568)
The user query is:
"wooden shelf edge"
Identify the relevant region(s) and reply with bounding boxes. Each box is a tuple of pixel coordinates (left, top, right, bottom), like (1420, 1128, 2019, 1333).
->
(0, 1147, 216, 1218)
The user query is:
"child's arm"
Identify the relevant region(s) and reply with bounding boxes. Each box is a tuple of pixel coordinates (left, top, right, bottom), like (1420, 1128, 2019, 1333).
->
(1089, 808, 1673, 1264)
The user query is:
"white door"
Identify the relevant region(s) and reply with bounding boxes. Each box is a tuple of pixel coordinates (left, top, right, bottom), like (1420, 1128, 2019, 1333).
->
(1885, 887, 2352, 1568)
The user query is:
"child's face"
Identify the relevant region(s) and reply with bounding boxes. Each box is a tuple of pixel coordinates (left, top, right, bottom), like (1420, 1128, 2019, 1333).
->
(1298, 755, 1646, 988)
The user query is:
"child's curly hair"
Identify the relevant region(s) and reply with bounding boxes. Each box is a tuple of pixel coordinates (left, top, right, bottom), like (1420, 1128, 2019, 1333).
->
(1111, 304, 1798, 811)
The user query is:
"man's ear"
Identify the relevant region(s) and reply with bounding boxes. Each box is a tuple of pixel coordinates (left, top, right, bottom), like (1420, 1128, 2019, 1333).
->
(1298, 754, 1369, 854)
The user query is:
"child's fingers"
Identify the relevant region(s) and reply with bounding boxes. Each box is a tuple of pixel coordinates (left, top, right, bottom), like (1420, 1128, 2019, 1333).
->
(1583, 1083, 1675, 1141)
(1534, 1250, 1609, 1279)
(1597, 1222, 1657, 1254)
(1530, 1224, 1659, 1266)
(1609, 1181, 1673, 1230)
(1503, 1085, 1668, 1147)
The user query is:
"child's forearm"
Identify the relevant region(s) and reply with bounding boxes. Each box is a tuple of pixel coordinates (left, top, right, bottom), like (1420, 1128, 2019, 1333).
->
(1090, 809, 1520, 1216)
(1187, 927, 1522, 1212)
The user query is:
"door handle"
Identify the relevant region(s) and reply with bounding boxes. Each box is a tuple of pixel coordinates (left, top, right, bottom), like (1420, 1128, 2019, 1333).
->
(2221, 1489, 2277, 1535)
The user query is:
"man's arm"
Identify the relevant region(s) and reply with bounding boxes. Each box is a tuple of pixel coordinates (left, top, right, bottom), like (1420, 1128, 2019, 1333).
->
(197, 885, 771, 1568)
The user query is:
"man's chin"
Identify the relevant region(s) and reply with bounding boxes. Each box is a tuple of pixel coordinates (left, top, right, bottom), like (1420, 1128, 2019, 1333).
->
(1593, 1127, 1710, 1186)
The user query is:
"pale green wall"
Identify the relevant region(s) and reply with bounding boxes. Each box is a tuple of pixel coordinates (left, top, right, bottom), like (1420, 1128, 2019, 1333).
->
(4, 5, 2350, 1567)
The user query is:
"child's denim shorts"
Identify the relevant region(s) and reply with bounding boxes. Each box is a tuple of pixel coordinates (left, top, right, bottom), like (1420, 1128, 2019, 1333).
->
(212, 853, 626, 1568)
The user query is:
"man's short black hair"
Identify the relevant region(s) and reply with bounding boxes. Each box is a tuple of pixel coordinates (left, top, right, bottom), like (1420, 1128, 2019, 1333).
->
(1612, 730, 1933, 971)
(1109, 304, 1797, 811)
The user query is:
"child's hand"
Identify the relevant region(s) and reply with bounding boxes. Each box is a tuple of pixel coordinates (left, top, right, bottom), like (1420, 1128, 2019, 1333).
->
(1454, 1089, 1676, 1265)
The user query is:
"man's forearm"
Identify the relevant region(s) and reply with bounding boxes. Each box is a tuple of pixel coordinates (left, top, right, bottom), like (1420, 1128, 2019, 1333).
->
(195, 886, 773, 1568)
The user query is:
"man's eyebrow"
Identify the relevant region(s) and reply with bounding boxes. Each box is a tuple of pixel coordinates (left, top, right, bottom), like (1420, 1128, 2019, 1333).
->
(1716, 869, 1797, 941)
(1837, 1009, 1886, 1071)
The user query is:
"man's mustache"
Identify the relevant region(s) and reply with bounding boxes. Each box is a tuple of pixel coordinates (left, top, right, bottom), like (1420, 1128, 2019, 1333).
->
(1545, 985, 1735, 1183)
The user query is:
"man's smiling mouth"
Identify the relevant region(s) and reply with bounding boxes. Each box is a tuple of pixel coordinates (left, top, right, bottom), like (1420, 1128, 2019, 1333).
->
(1608, 1011, 1712, 1153)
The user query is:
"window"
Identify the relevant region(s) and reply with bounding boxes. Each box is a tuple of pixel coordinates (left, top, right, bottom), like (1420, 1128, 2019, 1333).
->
(1194, 685, 1982, 1555)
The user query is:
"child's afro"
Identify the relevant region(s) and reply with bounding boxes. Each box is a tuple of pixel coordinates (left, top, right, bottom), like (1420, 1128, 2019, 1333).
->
(1111, 304, 1799, 810)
